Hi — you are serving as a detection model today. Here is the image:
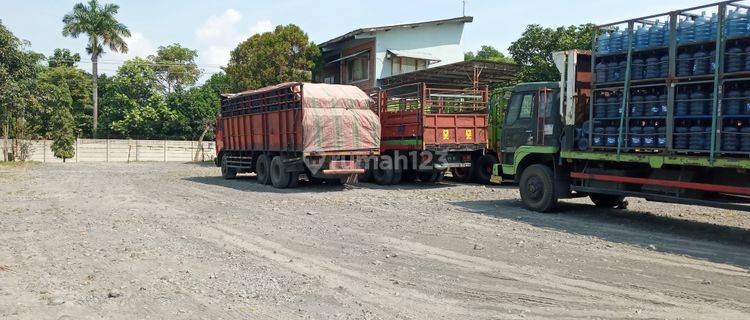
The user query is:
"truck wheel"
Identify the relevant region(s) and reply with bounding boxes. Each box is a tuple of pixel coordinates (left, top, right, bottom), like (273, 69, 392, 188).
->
(359, 168, 374, 182)
(270, 156, 292, 188)
(418, 170, 445, 183)
(288, 173, 300, 188)
(450, 167, 474, 182)
(256, 154, 272, 185)
(589, 194, 627, 209)
(373, 155, 401, 185)
(401, 169, 418, 183)
(475, 154, 498, 184)
(220, 156, 237, 179)
(358, 159, 375, 182)
(519, 164, 558, 212)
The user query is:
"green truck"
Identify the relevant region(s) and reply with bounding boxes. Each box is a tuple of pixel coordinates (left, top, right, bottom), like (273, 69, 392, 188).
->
(494, 9, 750, 213)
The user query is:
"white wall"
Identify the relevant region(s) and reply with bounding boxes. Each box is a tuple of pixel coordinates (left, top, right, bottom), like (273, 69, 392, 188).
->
(375, 22, 466, 80)
(1, 139, 216, 163)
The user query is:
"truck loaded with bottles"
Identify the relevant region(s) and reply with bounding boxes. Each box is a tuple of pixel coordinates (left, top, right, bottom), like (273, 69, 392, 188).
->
(493, 1, 750, 212)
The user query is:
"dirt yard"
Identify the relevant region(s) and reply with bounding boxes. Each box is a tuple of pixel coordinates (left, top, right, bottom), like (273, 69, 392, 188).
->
(0, 162, 749, 319)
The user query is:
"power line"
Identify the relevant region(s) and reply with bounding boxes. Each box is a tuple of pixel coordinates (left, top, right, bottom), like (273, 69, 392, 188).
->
(42, 56, 227, 69)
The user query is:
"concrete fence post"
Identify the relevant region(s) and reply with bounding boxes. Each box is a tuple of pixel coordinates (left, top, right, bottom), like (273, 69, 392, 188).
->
(106, 139, 109, 162)
(135, 140, 140, 162)
(43, 140, 47, 163)
(75, 139, 79, 163)
(163, 140, 167, 162)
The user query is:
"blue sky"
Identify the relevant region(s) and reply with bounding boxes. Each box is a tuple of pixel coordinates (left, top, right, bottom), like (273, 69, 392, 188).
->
(1, 0, 713, 81)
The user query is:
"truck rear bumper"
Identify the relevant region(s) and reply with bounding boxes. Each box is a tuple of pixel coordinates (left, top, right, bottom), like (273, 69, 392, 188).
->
(322, 160, 365, 175)
(322, 168, 365, 175)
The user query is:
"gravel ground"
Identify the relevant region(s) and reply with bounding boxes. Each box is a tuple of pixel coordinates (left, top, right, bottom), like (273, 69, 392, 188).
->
(0, 162, 749, 319)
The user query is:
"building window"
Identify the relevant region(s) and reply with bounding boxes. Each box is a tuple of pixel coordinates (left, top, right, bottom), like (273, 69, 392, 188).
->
(391, 57, 428, 76)
(345, 53, 369, 83)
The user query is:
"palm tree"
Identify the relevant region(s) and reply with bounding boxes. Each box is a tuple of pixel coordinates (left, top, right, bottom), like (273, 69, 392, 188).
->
(62, 0, 130, 137)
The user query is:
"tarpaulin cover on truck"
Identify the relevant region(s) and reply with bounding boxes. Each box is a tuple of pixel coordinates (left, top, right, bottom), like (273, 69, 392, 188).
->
(299, 83, 380, 154)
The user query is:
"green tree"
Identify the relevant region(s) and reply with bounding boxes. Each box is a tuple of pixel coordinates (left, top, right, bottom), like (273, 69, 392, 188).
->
(0, 20, 44, 160)
(48, 48, 81, 67)
(62, 0, 130, 137)
(508, 24, 594, 82)
(167, 85, 221, 139)
(50, 108, 76, 162)
(38, 65, 93, 135)
(43, 85, 77, 162)
(203, 72, 232, 96)
(464, 45, 514, 64)
(99, 57, 179, 139)
(226, 24, 320, 91)
(149, 43, 201, 93)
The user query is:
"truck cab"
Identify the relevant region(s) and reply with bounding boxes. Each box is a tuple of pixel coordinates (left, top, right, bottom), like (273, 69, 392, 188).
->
(499, 83, 562, 179)
(493, 50, 617, 211)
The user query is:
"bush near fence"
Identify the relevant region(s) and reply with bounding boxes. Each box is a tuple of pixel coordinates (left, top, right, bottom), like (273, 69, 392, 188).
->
(0, 139, 216, 163)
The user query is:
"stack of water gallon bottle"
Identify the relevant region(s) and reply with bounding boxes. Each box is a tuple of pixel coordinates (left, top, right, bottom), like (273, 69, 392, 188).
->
(592, 8, 750, 154)
(674, 86, 713, 151)
(721, 87, 750, 152)
(595, 20, 670, 83)
(590, 91, 624, 148)
(628, 89, 668, 150)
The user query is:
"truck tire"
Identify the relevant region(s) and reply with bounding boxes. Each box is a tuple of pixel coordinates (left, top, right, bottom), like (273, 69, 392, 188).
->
(519, 164, 558, 212)
(288, 173, 300, 188)
(372, 164, 392, 185)
(475, 154, 498, 184)
(450, 167, 474, 183)
(220, 156, 237, 179)
(372, 155, 401, 185)
(270, 156, 292, 188)
(418, 170, 445, 183)
(589, 193, 627, 209)
(256, 154, 272, 185)
(358, 159, 375, 182)
(359, 168, 374, 183)
(401, 169, 418, 183)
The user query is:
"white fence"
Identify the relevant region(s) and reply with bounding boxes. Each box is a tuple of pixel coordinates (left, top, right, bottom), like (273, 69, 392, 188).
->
(1, 139, 216, 163)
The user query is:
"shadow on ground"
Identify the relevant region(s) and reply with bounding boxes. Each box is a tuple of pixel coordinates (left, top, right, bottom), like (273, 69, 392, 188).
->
(184, 175, 354, 194)
(184, 173, 460, 194)
(452, 198, 750, 269)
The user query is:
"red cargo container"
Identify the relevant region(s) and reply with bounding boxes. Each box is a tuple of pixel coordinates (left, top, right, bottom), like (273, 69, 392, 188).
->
(215, 82, 380, 188)
(368, 83, 489, 184)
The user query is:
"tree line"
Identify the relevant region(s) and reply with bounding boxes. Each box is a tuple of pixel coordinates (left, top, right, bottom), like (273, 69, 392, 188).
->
(0, 0, 593, 161)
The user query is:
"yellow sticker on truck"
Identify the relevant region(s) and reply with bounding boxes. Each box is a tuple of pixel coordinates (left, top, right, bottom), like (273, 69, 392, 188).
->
(442, 129, 450, 140)
(465, 129, 473, 140)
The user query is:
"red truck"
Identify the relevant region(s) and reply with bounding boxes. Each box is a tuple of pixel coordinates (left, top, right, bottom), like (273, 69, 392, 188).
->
(366, 83, 489, 184)
(215, 82, 381, 188)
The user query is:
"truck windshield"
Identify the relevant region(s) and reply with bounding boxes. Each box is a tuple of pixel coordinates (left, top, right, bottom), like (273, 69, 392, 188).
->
(506, 92, 534, 124)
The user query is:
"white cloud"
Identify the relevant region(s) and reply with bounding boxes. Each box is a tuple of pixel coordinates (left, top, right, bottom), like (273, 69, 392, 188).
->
(195, 9, 274, 67)
(109, 32, 155, 60)
(205, 46, 232, 66)
(196, 9, 242, 42)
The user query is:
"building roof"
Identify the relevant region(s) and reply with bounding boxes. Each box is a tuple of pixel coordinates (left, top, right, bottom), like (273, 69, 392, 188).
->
(377, 60, 520, 89)
(319, 16, 474, 49)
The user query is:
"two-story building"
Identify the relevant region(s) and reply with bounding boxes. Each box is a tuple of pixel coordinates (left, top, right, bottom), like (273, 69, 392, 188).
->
(316, 16, 473, 91)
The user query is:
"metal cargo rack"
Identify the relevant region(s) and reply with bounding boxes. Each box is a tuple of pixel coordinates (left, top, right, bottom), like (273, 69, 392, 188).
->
(589, 0, 750, 163)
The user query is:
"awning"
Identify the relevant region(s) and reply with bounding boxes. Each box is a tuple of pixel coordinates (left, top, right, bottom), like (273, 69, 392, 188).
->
(386, 49, 441, 63)
(377, 60, 519, 89)
(327, 50, 369, 65)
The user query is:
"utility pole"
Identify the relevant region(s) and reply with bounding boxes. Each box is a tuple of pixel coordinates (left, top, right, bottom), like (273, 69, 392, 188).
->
(462, 0, 466, 16)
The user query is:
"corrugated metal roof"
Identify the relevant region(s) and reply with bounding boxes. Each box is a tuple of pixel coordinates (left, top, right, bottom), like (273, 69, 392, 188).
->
(377, 60, 519, 89)
(386, 49, 441, 62)
(319, 16, 474, 49)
